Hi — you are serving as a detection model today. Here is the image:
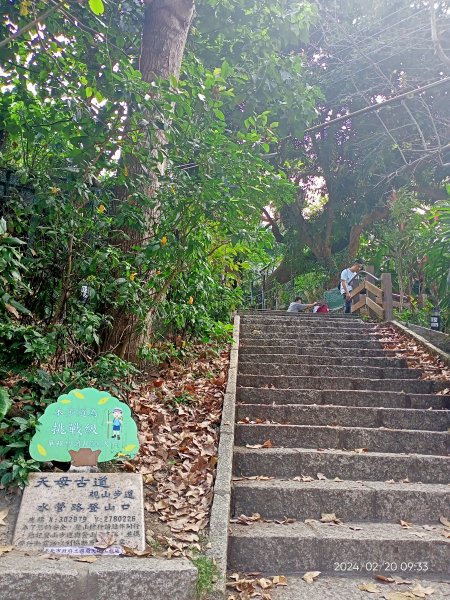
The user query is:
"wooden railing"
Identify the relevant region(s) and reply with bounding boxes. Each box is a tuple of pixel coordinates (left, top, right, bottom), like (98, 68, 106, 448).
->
(349, 270, 410, 321)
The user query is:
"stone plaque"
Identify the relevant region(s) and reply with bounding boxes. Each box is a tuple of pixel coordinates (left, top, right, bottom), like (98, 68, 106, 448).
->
(28, 388, 139, 464)
(13, 472, 145, 552)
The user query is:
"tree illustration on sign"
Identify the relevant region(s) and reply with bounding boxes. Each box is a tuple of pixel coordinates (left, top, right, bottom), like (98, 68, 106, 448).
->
(29, 388, 139, 463)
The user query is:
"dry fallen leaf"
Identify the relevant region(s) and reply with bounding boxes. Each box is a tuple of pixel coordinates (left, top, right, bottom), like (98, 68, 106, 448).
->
(393, 578, 413, 585)
(320, 512, 342, 524)
(375, 575, 396, 583)
(383, 593, 415, 600)
(257, 578, 273, 590)
(121, 546, 153, 557)
(439, 516, 450, 528)
(400, 520, 412, 528)
(302, 571, 320, 584)
(0, 509, 9, 527)
(293, 475, 314, 482)
(272, 575, 287, 586)
(410, 584, 435, 597)
(230, 513, 262, 525)
(74, 556, 97, 563)
(94, 532, 117, 549)
(0, 545, 13, 557)
(358, 583, 380, 593)
(262, 439, 274, 448)
(316, 473, 327, 480)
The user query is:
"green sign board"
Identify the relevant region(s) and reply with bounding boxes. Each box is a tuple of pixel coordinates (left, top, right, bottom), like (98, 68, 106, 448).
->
(29, 388, 139, 463)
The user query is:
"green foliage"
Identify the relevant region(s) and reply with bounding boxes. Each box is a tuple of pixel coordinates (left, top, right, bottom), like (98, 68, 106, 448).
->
(0, 410, 41, 488)
(294, 269, 329, 303)
(0, 0, 319, 485)
(394, 299, 435, 330)
(192, 554, 220, 599)
(0, 387, 12, 421)
(88, 0, 104, 16)
(363, 190, 450, 331)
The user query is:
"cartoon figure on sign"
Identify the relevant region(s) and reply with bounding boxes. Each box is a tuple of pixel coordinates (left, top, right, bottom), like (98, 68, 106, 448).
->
(29, 388, 139, 464)
(109, 408, 123, 440)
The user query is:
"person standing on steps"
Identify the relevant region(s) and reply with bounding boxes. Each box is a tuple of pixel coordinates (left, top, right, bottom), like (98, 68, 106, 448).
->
(340, 259, 363, 314)
(287, 296, 319, 313)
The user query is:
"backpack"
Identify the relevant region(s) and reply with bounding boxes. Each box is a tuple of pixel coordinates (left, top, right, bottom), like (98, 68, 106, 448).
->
(316, 303, 329, 313)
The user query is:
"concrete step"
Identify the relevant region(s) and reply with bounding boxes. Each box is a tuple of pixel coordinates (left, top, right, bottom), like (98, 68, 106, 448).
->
(233, 447, 450, 484)
(261, 575, 450, 600)
(241, 325, 372, 337)
(241, 323, 383, 337)
(235, 424, 449, 455)
(240, 331, 384, 342)
(239, 344, 405, 358)
(238, 363, 420, 380)
(228, 521, 450, 574)
(0, 554, 198, 600)
(239, 310, 361, 319)
(241, 338, 386, 350)
(236, 403, 450, 431)
(238, 353, 408, 368)
(232, 479, 450, 522)
(237, 374, 445, 393)
(236, 388, 450, 410)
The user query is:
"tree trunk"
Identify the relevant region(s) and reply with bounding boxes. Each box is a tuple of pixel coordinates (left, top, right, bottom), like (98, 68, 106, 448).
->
(102, 0, 195, 362)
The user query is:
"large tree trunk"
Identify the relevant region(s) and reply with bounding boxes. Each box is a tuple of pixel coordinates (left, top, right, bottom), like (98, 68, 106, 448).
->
(102, 0, 195, 361)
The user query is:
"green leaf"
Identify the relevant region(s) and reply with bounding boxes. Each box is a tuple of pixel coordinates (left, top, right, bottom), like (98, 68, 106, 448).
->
(0, 387, 12, 421)
(88, 0, 104, 15)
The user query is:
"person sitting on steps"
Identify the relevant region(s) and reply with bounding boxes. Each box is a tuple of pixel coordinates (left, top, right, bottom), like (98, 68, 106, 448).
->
(340, 259, 363, 314)
(287, 296, 319, 313)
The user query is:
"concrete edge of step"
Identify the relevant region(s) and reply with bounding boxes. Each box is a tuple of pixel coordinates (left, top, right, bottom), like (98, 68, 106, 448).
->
(390, 320, 450, 368)
(206, 315, 239, 599)
(0, 555, 198, 600)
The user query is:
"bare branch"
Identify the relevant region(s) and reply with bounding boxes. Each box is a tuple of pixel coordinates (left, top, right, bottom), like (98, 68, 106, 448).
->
(305, 77, 450, 134)
(430, 4, 450, 69)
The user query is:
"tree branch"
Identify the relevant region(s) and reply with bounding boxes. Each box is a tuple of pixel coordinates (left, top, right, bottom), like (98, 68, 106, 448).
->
(0, 1, 65, 50)
(305, 77, 450, 134)
(348, 205, 391, 258)
(262, 208, 285, 243)
(430, 4, 450, 69)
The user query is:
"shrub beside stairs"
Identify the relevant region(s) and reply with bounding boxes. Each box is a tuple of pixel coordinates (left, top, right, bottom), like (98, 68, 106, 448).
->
(227, 311, 450, 591)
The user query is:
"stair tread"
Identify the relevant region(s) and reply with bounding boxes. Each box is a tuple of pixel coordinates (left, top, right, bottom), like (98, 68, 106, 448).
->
(236, 403, 450, 431)
(234, 446, 450, 459)
(232, 478, 450, 492)
(256, 576, 450, 599)
(236, 422, 449, 434)
(229, 520, 450, 542)
(237, 402, 450, 413)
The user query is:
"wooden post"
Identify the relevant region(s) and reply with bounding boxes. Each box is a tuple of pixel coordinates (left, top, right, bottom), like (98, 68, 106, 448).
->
(366, 265, 376, 319)
(381, 273, 393, 321)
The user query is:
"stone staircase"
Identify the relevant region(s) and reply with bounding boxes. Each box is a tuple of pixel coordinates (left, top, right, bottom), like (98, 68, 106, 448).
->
(228, 311, 450, 586)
